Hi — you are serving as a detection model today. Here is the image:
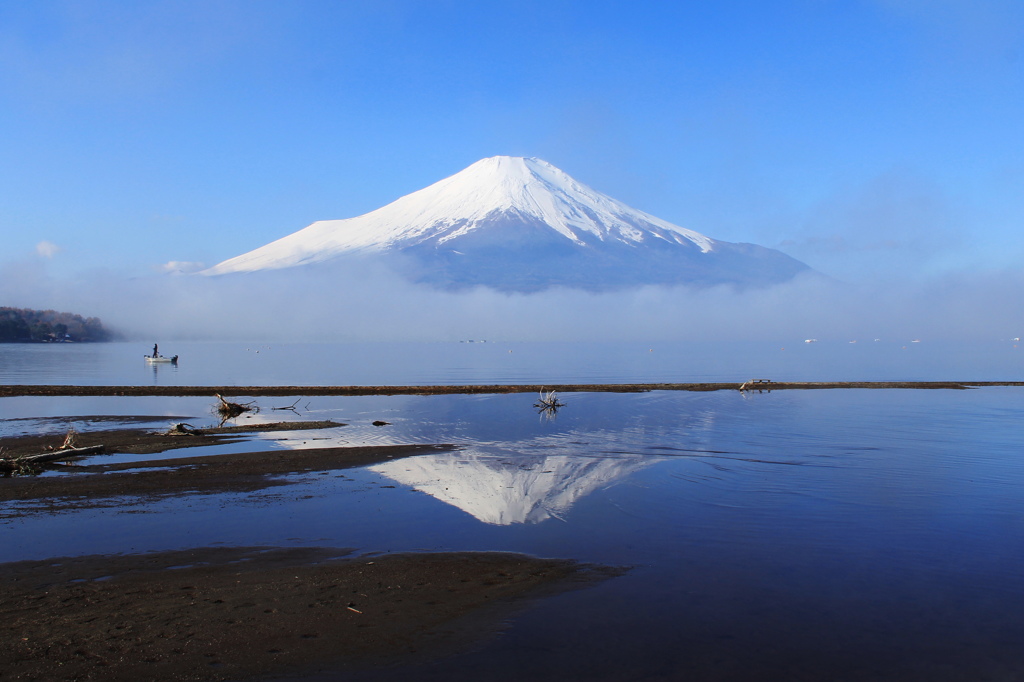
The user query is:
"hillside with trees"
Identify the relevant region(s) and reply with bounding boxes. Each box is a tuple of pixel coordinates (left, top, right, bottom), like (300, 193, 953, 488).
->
(0, 307, 113, 343)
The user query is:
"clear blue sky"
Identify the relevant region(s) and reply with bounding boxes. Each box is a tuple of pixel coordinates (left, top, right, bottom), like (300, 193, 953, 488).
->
(2, 0, 1023, 283)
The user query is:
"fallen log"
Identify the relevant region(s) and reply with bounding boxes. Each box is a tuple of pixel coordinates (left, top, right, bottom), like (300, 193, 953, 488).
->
(1, 445, 105, 470)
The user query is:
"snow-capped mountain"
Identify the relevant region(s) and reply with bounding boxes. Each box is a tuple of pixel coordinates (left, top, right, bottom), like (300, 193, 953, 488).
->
(203, 156, 810, 291)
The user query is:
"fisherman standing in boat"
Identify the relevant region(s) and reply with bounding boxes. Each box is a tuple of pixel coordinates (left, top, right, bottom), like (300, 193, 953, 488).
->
(152, 343, 158, 358)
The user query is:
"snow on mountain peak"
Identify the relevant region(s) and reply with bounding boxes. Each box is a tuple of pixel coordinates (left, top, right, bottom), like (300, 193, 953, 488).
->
(203, 156, 715, 275)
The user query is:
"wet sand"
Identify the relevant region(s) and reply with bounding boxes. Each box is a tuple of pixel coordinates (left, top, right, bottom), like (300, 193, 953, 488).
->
(1, 546, 613, 682)
(1, 420, 454, 515)
(0, 442, 455, 515)
(0, 420, 347, 459)
(2, 421, 454, 516)
(4, 380, 1022, 398)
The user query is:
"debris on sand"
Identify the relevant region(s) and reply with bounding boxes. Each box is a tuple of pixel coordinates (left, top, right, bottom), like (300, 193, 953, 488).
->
(1, 445, 106, 476)
(166, 422, 201, 436)
(0, 426, 107, 476)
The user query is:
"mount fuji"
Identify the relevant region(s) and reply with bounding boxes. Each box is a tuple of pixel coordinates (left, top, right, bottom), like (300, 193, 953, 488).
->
(203, 156, 810, 291)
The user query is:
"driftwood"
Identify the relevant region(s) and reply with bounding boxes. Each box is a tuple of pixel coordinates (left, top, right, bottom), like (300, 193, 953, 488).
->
(0, 445, 105, 473)
(167, 422, 203, 436)
(60, 428, 78, 450)
(16, 445, 105, 463)
(739, 379, 773, 392)
(272, 398, 304, 413)
(534, 390, 565, 410)
(215, 394, 257, 420)
(534, 390, 565, 421)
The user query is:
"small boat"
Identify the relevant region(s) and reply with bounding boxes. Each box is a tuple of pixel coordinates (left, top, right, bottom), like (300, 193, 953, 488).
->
(145, 354, 178, 364)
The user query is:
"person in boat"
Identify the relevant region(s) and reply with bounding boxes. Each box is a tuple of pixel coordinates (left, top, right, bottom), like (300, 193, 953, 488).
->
(152, 343, 159, 358)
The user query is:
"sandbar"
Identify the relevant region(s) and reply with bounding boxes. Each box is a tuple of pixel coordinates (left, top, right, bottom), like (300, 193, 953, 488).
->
(0, 421, 452, 514)
(5, 380, 1023, 397)
(1, 546, 615, 681)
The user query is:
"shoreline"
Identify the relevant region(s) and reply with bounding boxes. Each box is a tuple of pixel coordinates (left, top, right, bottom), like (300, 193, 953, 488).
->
(0, 443, 456, 512)
(2, 547, 615, 681)
(1, 422, 452, 510)
(3, 381, 1024, 397)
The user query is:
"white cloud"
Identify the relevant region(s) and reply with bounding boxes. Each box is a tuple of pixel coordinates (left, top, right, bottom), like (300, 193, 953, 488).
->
(158, 261, 206, 275)
(35, 241, 61, 258)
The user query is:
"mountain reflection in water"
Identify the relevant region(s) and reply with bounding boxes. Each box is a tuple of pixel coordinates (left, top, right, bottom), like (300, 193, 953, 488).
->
(371, 452, 656, 525)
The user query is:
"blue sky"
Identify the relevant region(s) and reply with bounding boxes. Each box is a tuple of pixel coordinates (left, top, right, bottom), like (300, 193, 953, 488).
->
(2, 0, 1023, 286)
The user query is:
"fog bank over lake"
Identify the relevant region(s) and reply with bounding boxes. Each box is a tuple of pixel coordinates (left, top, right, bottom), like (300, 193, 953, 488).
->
(4, 257, 1024, 345)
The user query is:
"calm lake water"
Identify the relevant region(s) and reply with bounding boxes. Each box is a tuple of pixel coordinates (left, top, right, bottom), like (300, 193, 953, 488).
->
(2, 342, 1024, 680)
(0, 338, 1022, 385)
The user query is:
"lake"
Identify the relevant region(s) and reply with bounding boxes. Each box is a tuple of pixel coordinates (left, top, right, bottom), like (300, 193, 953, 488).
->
(2, 341, 1024, 680)
(1, 338, 1023, 386)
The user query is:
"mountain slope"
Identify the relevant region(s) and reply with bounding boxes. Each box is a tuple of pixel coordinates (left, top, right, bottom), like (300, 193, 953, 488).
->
(203, 156, 810, 291)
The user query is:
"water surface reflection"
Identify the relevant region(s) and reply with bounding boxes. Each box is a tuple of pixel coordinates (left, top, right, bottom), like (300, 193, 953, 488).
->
(3, 388, 1024, 680)
(371, 451, 655, 525)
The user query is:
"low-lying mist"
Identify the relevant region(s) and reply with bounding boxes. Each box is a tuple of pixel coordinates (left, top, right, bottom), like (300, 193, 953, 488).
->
(2, 257, 1022, 344)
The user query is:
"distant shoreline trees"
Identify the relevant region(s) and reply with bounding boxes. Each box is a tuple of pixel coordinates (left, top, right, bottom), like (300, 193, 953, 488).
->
(0, 307, 113, 343)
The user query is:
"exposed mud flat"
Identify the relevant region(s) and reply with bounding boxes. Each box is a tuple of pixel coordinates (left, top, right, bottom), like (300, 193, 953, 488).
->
(0, 420, 346, 459)
(0, 445, 452, 516)
(1, 546, 617, 681)
(0, 420, 454, 515)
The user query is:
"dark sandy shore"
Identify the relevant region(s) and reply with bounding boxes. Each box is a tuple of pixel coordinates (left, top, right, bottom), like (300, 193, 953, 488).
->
(0, 422, 452, 514)
(0, 420, 348, 459)
(4, 380, 1023, 397)
(1, 546, 615, 682)
(0, 442, 454, 514)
